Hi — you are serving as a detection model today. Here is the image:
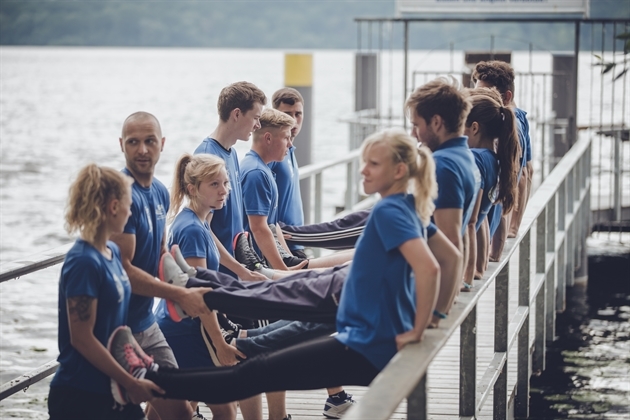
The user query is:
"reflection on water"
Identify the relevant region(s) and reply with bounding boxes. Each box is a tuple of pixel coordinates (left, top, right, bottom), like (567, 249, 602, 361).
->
(530, 243, 630, 419)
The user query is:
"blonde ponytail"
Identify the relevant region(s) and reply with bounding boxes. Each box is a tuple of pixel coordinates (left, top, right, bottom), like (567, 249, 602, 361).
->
(412, 147, 438, 227)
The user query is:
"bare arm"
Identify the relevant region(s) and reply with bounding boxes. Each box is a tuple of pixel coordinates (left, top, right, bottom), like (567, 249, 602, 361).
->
(464, 191, 483, 286)
(67, 296, 163, 403)
(395, 238, 440, 349)
(248, 215, 288, 270)
(433, 208, 463, 252)
(427, 230, 463, 328)
(110, 232, 211, 318)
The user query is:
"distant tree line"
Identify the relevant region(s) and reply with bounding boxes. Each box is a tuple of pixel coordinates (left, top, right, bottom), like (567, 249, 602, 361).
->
(1, 0, 627, 50)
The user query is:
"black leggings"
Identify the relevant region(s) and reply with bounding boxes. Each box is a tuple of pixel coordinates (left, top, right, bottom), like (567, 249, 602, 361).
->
(145, 336, 379, 404)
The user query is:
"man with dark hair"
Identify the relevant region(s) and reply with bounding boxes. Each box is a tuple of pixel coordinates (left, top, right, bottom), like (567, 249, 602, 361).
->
(194, 81, 268, 280)
(406, 77, 480, 301)
(269, 88, 307, 259)
(473, 60, 533, 257)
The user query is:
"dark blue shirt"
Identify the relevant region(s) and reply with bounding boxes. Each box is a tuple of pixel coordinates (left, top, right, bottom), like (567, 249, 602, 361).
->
(432, 137, 481, 235)
(241, 150, 279, 254)
(51, 240, 131, 394)
(471, 148, 499, 230)
(194, 138, 244, 277)
(336, 194, 423, 370)
(122, 168, 169, 333)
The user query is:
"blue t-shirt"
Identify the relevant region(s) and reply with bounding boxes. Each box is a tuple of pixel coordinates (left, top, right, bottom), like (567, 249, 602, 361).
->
(268, 146, 304, 251)
(194, 138, 244, 276)
(471, 148, 499, 231)
(157, 207, 220, 345)
(514, 107, 532, 165)
(122, 168, 169, 333)
(336, 194, 424, 370)
(51, 240, 131, 394)
(241, 150, 279, 253)
(432, 137, 481, 235)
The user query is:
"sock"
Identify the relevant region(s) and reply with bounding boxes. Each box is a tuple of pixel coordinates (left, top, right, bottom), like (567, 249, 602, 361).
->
(329, 391, 347, 400)
(257, 266, 275, 279)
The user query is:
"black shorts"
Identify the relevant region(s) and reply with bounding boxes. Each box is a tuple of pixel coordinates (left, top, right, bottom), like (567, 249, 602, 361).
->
(290, 249, 308, 259)
(48, 385, 145, 420)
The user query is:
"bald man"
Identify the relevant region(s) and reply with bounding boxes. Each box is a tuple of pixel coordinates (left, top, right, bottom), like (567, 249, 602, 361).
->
(111, 112, 211, 420)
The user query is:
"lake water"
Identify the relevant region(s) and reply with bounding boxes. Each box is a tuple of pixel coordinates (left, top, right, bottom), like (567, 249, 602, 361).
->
(0, 47, 627, 418)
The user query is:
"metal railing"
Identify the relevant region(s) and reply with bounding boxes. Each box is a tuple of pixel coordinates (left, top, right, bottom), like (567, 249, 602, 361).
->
(344, 134, 591, 419)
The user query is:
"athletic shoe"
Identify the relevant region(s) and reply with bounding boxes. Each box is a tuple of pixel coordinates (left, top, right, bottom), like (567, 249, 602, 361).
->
(158, 253, 188, 322)
(268, 224, 293, 259)
(170, 244, 197, 278)
(323, 392, 355, 419)
(107, 326, 149, 405)
(192, 406, 209, 419)
(233, 232, 265, 271)
(217, 313, 242, 337)
(201, 325, 237, 366)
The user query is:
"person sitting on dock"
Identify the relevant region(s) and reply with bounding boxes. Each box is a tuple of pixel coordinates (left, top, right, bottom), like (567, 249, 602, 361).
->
(48, 164, 163, 420)
(110, 111, 211, 420)
(156, 153, 267, 420)
(473, 60, 533, 259)
(241, 108, 353, 271)
(108, 128, 440, 408)
(406, 78, 481, 302)
(461, 87, 521, 288)
(269, 88, 308, 260)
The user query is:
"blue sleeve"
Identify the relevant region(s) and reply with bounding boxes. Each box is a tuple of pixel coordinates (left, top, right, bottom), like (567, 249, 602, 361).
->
(242, 170, 273, 216)
(434, 166, 465, 210)
(426, 222, 438, 238)
(176, 225, 209, 260)
(63, 256, 101, 299)
(524, 118, 532, 162)
(373, 202, 421, 252)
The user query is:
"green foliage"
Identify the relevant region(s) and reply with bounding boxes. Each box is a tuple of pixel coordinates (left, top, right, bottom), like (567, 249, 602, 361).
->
(593, 31, 630, 82)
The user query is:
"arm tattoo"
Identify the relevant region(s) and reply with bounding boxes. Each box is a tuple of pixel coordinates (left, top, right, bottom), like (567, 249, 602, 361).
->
(68, 296, 95, 322)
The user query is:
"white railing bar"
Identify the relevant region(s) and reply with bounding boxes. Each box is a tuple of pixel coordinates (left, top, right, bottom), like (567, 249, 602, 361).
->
(0, 243, 73, 283)
(298, 148, 362, 179)
(0, 360, 59, 400)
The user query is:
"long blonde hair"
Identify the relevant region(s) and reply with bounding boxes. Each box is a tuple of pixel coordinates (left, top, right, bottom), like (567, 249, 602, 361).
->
(169, 153, 228, 222)
(65, 164, 132, 243)
(362, 129, 438, 226)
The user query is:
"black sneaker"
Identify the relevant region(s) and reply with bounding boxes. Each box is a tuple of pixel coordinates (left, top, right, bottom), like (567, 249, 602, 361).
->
(201, 324, 236, 366)
(233, 232, 266, 271)
(107, 326, 149, 405)
(217, 313, 242, 337)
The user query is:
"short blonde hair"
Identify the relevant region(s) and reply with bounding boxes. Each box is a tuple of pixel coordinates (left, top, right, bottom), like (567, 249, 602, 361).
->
(65, 164, 132, 243)
(259, 108, 296, 129)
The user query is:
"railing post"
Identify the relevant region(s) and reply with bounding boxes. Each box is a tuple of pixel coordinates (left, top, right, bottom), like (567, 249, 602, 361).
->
(407, 373, 427, 420)
(460, 306, 477, 417)
(516, 231, 531, 418)
(533, 209, 547, 373)
(566, 168, 576, 287)
(556, 183, 567, 313)
(494, 263, 509, 419)
(314, 173, 323, 224)
(546, 195, 557, 345)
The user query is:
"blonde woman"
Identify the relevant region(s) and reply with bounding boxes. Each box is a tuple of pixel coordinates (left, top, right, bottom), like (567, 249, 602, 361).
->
(48, 164, 162, 420)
